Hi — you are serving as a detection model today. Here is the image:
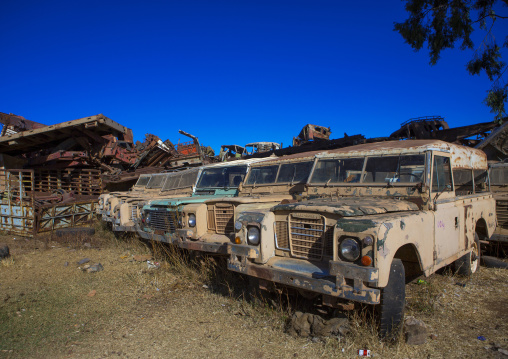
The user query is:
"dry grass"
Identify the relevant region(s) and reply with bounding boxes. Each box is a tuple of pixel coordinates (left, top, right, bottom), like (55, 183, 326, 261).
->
(0, 226, 507, 358)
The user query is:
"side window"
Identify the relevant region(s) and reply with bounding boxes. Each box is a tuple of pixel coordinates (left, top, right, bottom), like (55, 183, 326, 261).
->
(432, 155, 452, 192)
(474, 169, 489, 193)
(453, 169, 473, 195)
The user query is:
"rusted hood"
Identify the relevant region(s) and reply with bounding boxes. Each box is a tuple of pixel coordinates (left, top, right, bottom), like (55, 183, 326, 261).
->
(272, 197, 419, 217)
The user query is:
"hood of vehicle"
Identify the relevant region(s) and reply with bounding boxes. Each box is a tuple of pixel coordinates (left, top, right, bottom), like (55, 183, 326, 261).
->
(148, 195, 225, 207)
(272, 197, 419, 216)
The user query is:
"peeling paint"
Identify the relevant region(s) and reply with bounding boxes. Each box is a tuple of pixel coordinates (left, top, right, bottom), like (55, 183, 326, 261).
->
(377, 222, 393, 253)
(336, 218, 377, 233)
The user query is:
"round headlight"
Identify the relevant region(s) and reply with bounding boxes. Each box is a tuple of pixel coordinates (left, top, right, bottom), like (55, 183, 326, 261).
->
(234, 221, 243, 231)
(188, 214, 196, 227)
(340, 238, 361, 261)
(145, 213, 151, 224)
(247, 227, 260, 245)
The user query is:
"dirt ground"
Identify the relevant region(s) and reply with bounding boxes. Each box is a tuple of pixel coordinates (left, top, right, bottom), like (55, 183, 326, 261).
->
(0, 228, 507, 359)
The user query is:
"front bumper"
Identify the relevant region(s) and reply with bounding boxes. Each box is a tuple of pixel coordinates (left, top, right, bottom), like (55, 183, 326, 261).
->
(112, 224, 136, 232)
(137, 227, 176, 243)
(175, 230, 231, 254)
(228, 246, 380, 305)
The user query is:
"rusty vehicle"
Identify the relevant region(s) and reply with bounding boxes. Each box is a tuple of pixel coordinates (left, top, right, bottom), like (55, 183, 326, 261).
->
(175, 153, 317, 254)
(102, 173, 172, 223)
(244, 142, 281, 155)
(112, 167, 200, 233)
(136, 159, 270, 243)
(97, 173, 153, 216)
(292, 124, 332, 147)
(227, 140, 496, 337)
(489, 161, 508, 244)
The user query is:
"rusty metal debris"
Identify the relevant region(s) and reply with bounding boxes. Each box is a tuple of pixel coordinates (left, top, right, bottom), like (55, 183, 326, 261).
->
(293, 124, 332, 146)
(389, 116, 501, 148)
(0, 112, 215, 236)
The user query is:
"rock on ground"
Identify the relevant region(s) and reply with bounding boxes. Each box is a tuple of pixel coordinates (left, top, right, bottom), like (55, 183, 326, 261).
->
(288, 311, 349, 338)
(0, 243, 10, 259)
(404, 316, 428, 345)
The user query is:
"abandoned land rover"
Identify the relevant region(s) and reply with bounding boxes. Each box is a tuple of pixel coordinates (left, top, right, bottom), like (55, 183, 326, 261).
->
(227, 140, 496, 336)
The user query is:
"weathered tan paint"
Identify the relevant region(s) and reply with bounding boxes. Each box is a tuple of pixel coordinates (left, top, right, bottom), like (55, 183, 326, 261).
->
(227, 140, 495, 305)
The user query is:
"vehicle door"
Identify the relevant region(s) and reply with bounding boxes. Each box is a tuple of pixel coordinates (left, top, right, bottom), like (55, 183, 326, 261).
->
(431, 153, 463, 265)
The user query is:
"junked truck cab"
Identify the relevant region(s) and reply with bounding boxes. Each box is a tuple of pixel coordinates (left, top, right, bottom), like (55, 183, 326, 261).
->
(137, 160, 264, 243)
(97, 174, 152, 216)
(102, 173, 169, 223)
(112, 167, 200, 233)
(176, 154, 316, 254)
(228, 140, 496, 337)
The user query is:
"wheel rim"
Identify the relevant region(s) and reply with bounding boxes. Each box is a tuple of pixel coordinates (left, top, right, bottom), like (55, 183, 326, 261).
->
(471, 241, 479, 274)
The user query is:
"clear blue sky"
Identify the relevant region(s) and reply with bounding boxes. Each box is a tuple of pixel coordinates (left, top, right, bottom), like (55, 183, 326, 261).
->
(0, 0, 504, 153)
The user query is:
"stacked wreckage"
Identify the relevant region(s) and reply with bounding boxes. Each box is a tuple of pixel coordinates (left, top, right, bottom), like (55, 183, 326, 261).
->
(0, 112, 214, 236)
(2, 111, 508, 336)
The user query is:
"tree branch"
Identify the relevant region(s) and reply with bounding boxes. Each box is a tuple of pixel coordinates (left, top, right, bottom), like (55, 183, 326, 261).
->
(474, 13, 508, 23)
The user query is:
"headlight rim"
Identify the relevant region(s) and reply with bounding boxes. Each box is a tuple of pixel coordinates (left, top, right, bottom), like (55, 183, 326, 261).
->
(247, 226, 260, 246)
(339, 237, 361, 262)
(188, 213, 196, 227)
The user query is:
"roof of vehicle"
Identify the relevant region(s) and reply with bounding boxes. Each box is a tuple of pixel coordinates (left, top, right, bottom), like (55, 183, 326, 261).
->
(315, 140, 487, 169)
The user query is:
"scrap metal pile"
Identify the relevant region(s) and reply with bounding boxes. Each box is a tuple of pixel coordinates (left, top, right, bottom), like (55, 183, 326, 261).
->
(0, 112, 215, 236)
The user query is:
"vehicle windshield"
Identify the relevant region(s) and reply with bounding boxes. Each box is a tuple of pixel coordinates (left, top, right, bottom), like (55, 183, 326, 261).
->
(146, 174, 167, 188)
(310, 154, 425, 184)
(196, 165, 248, 188)
(246, 161, 314, 185)
(162, 169, 200, 191)
(134, 175, 151, 187)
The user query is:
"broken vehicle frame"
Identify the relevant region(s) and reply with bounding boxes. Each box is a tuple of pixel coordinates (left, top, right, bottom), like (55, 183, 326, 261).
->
(227, 140, 495, 335)
(0, 169, 97, 236)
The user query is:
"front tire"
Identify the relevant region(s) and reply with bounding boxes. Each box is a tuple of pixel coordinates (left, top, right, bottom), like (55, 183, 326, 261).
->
(455, 233, 480, 276)
(378, 258, 405, 339)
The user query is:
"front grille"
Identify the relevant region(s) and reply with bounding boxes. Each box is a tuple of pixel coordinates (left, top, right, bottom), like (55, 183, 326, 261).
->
(290, 215, 325, 260)
(207, 204, 234, 234)
(497, 200, 508, 229)
(146, 209, 177, 232)
(130, 204, 137, 221)
(275, 220, 334, 259)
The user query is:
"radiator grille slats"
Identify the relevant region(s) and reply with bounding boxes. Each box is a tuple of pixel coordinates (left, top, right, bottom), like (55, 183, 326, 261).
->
(130, 204, 137, 221)
(208, 204, 234, 234)
(275, 221, 289, 249)
(290, 216, 325, 260)
(146, 209, 177, 232)
(207, 206, 215, 231)
(497, 200, 508, 229)
(274, 215, 334, 261)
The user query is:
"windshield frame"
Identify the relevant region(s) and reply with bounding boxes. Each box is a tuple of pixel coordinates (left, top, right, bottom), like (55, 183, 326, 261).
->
(308, 152, 427, 187)
(145, 173, 169, 189)
(244, 160, 315, 187)
(134, 174, 151, 187)
(161, 168, 200, 192)
(195, 165, 248, 189)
